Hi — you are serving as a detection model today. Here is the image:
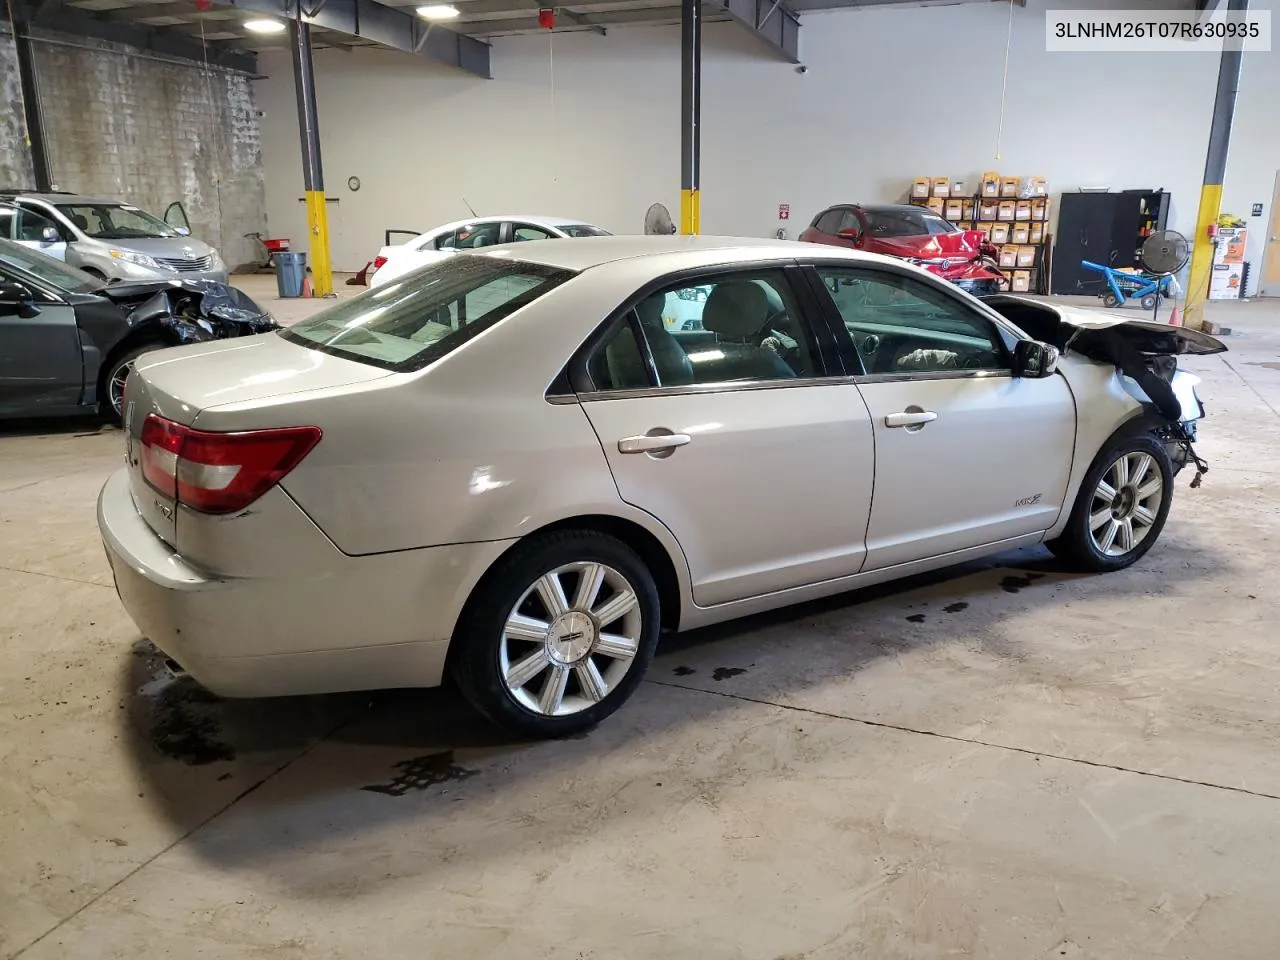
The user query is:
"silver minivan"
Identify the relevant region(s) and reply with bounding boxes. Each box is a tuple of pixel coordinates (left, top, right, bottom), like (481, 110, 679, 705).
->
(0, 193, 227, 284)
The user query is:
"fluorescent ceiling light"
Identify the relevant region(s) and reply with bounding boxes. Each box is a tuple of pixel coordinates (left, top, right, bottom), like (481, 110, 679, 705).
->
(244, 18, 287, 33)
(416, 4, 460, 19)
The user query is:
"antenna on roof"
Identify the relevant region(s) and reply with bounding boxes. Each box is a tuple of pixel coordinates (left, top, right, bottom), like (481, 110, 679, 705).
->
(462, 197, 478, 218)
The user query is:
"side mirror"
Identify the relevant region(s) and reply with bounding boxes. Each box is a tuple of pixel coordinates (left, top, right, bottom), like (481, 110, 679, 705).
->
(175, 226, 191, 237)
(1014, 339, 1059, 378)
(0, 281, 39, 318)
(836, 228, 863, 244)
(41, 226, 60, 243)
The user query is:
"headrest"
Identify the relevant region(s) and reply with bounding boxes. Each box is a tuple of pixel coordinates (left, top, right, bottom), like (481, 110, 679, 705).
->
(635, 292, 666, 329)
(702, 282, 771, 339)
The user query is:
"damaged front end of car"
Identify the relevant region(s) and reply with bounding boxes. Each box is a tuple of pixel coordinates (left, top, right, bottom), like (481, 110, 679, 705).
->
(105, 279, 278, 344)
(982, 295, 1225, 485)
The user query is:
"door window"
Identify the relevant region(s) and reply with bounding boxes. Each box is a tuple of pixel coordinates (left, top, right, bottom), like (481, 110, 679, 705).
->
(15, 206, 63, 243)
(815, 209, 844, 233)
(437, 222, 503, 250)
(163, 201, 191, 234)
(590, 271, 823, 391)
(815, 268, 1010, 375)
(835, 209, 863, 233)
(511, 223, 556, 242)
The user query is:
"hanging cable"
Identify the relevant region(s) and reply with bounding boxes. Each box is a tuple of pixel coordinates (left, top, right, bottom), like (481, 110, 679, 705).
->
(548, 17, 557, 188)
(198, 19, 229, 258)
(994, 0, 1014, 160)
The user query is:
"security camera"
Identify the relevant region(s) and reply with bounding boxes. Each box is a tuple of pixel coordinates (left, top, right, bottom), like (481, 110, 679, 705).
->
(796, 64, 808, 74)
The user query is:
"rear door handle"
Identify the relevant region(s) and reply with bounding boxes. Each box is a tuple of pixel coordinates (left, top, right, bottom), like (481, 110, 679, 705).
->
(885, 411, 937, 428)
(618, 432, 691, 454)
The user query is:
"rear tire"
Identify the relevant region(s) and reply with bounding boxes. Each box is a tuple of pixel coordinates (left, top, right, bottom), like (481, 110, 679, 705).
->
(1047, 434, 1174, 572)
(1140, 294, 1158, 311)
(100, 341, 163, 425)
(1101, 293, 1120, 308)
(451, 531, 661, 739)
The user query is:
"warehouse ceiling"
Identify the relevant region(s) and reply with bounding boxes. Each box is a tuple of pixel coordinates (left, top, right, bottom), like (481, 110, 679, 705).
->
(6, 0, 1006, 77)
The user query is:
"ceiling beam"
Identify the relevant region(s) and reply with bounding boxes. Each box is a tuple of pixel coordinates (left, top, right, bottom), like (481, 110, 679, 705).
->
(90, 0, 491, 75)
(715, 0, 798, 61)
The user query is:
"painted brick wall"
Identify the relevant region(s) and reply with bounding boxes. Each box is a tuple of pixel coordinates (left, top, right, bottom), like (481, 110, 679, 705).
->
(1, 32, 266, 270)
(0, 34, 37, 189)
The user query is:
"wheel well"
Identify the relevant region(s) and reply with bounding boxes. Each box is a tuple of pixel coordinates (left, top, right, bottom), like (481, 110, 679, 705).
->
(99, 329, 167, 390)
(463, 515, 683, 634)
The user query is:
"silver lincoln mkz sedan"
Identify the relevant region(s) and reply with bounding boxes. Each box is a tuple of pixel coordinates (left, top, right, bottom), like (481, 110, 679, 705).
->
(98, 237, 1222, 737)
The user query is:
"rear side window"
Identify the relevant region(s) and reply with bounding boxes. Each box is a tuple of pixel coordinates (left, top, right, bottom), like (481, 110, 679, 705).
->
(282, 256, 572, 372)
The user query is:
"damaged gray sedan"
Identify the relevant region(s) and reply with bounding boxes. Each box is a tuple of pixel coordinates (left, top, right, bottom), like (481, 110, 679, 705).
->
(0, 238, 275, 422)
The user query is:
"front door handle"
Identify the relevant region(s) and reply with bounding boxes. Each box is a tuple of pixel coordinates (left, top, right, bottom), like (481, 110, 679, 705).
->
(618, 432, 691, 455)
(885, 410, 937, 429)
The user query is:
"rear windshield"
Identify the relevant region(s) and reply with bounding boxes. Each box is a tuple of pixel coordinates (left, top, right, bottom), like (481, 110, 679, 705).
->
(281, 255, 573, 372)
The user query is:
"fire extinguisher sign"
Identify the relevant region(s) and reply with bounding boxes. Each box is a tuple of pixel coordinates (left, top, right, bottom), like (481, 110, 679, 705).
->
(778, 203, 790, 220)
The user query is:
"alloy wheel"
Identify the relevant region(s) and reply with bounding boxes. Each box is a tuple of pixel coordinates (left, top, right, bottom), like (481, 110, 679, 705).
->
(108, 361, 134, 416)
(1088, 451, 1164, 557)
(500, 561, 643, 717)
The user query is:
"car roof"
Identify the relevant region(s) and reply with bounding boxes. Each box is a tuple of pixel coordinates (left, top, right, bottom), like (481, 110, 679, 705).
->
(471, 234, 900, 272)
(423, 214, 600, 235)
(0, 192, 126, 205)
(860, 204, 936, 216)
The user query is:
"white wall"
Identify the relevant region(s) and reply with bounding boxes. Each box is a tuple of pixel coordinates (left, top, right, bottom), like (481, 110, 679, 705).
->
(257, 0, 1280, 293)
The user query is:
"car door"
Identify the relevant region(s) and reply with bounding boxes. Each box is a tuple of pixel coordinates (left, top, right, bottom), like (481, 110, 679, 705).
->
(13, 204, 69, 262)
(807, 263, 1076, 571)
(576, 265, 875, 607)
(0, 266, 85, 415)
(163, 201, 192, 236)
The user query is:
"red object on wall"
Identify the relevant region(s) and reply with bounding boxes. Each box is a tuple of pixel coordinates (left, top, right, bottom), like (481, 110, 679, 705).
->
(778, 203, 790, 220)
(193, 0, 213, 10)
(538, 7, 555, 28)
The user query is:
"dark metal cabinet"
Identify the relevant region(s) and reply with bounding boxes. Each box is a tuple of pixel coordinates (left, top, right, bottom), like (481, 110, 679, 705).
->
(1050, 190, 1170, 295)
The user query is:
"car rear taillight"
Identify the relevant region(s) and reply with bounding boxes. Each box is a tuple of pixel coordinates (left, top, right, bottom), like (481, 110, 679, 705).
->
(372, 255, 388, 272)
(139, 414, 321, 515)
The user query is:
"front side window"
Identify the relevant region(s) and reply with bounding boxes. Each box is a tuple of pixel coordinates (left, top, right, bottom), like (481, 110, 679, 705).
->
(815, 267, 1009, 375)
(55, 203, 178, 239)
(557, 224, 611, 238)
(283, 256, 572, 371)
(815, 209, 844, 233)
(591, 271, 822, 390)
(437, 222, 503, 250)
(512, 224, 556, 242)
(16, 206, 63, 243)
(836, 209, 863, 234)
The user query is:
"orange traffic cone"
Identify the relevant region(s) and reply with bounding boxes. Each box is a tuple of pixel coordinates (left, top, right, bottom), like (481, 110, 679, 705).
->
(1168, 305, 1181, 326)
(301, 276, 313, 299)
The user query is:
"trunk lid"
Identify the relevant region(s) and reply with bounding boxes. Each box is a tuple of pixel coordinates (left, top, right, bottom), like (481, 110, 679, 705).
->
(123, 333, 393, 545)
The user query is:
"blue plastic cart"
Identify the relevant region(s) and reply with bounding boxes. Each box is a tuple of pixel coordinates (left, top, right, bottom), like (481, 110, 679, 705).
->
(1080, 260, 1176, 310)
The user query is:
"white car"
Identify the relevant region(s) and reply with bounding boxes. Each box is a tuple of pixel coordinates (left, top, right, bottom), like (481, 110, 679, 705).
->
(369, 215, 610, 288)
(97, 237, 1222, 739)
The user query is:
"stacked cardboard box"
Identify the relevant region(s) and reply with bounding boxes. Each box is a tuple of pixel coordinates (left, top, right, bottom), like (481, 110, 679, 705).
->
(910, 173, 1051, 294)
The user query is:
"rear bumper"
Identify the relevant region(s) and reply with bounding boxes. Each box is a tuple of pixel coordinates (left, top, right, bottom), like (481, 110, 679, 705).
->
(97, 468, 512, 698)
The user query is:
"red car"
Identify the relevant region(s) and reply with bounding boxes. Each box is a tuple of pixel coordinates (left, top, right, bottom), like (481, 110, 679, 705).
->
(800, 203, 1004, 296)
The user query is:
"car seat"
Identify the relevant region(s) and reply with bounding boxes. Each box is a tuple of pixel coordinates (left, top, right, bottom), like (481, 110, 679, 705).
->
(700, 282, 797, 381)
(635, 293, 694, 385)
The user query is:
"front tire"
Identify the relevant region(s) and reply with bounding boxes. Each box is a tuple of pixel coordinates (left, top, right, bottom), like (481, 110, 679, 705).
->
(451, 531, 661, 738)
(1101, 293, 1120, 308)
(100, 341, 162, 424)
(1048, 435, 1174, 572)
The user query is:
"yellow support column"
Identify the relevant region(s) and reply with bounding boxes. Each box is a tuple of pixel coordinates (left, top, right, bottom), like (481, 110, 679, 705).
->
(304, 190, 333, 298)
(1184, 184, 1222, 331)
(680, 188, 700, 236)
(291, 16, 334, 298)
(1183, 0, 1246, 331)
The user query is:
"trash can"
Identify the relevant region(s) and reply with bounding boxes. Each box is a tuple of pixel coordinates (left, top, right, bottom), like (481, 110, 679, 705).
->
(274, 251, 307, 298)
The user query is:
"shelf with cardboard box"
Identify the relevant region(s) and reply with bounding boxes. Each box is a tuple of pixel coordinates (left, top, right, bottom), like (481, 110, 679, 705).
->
(909, 172, 1052, 295)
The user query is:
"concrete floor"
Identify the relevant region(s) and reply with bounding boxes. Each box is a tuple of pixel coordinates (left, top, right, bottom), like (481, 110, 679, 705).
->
(2, 288, 1279, 959)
